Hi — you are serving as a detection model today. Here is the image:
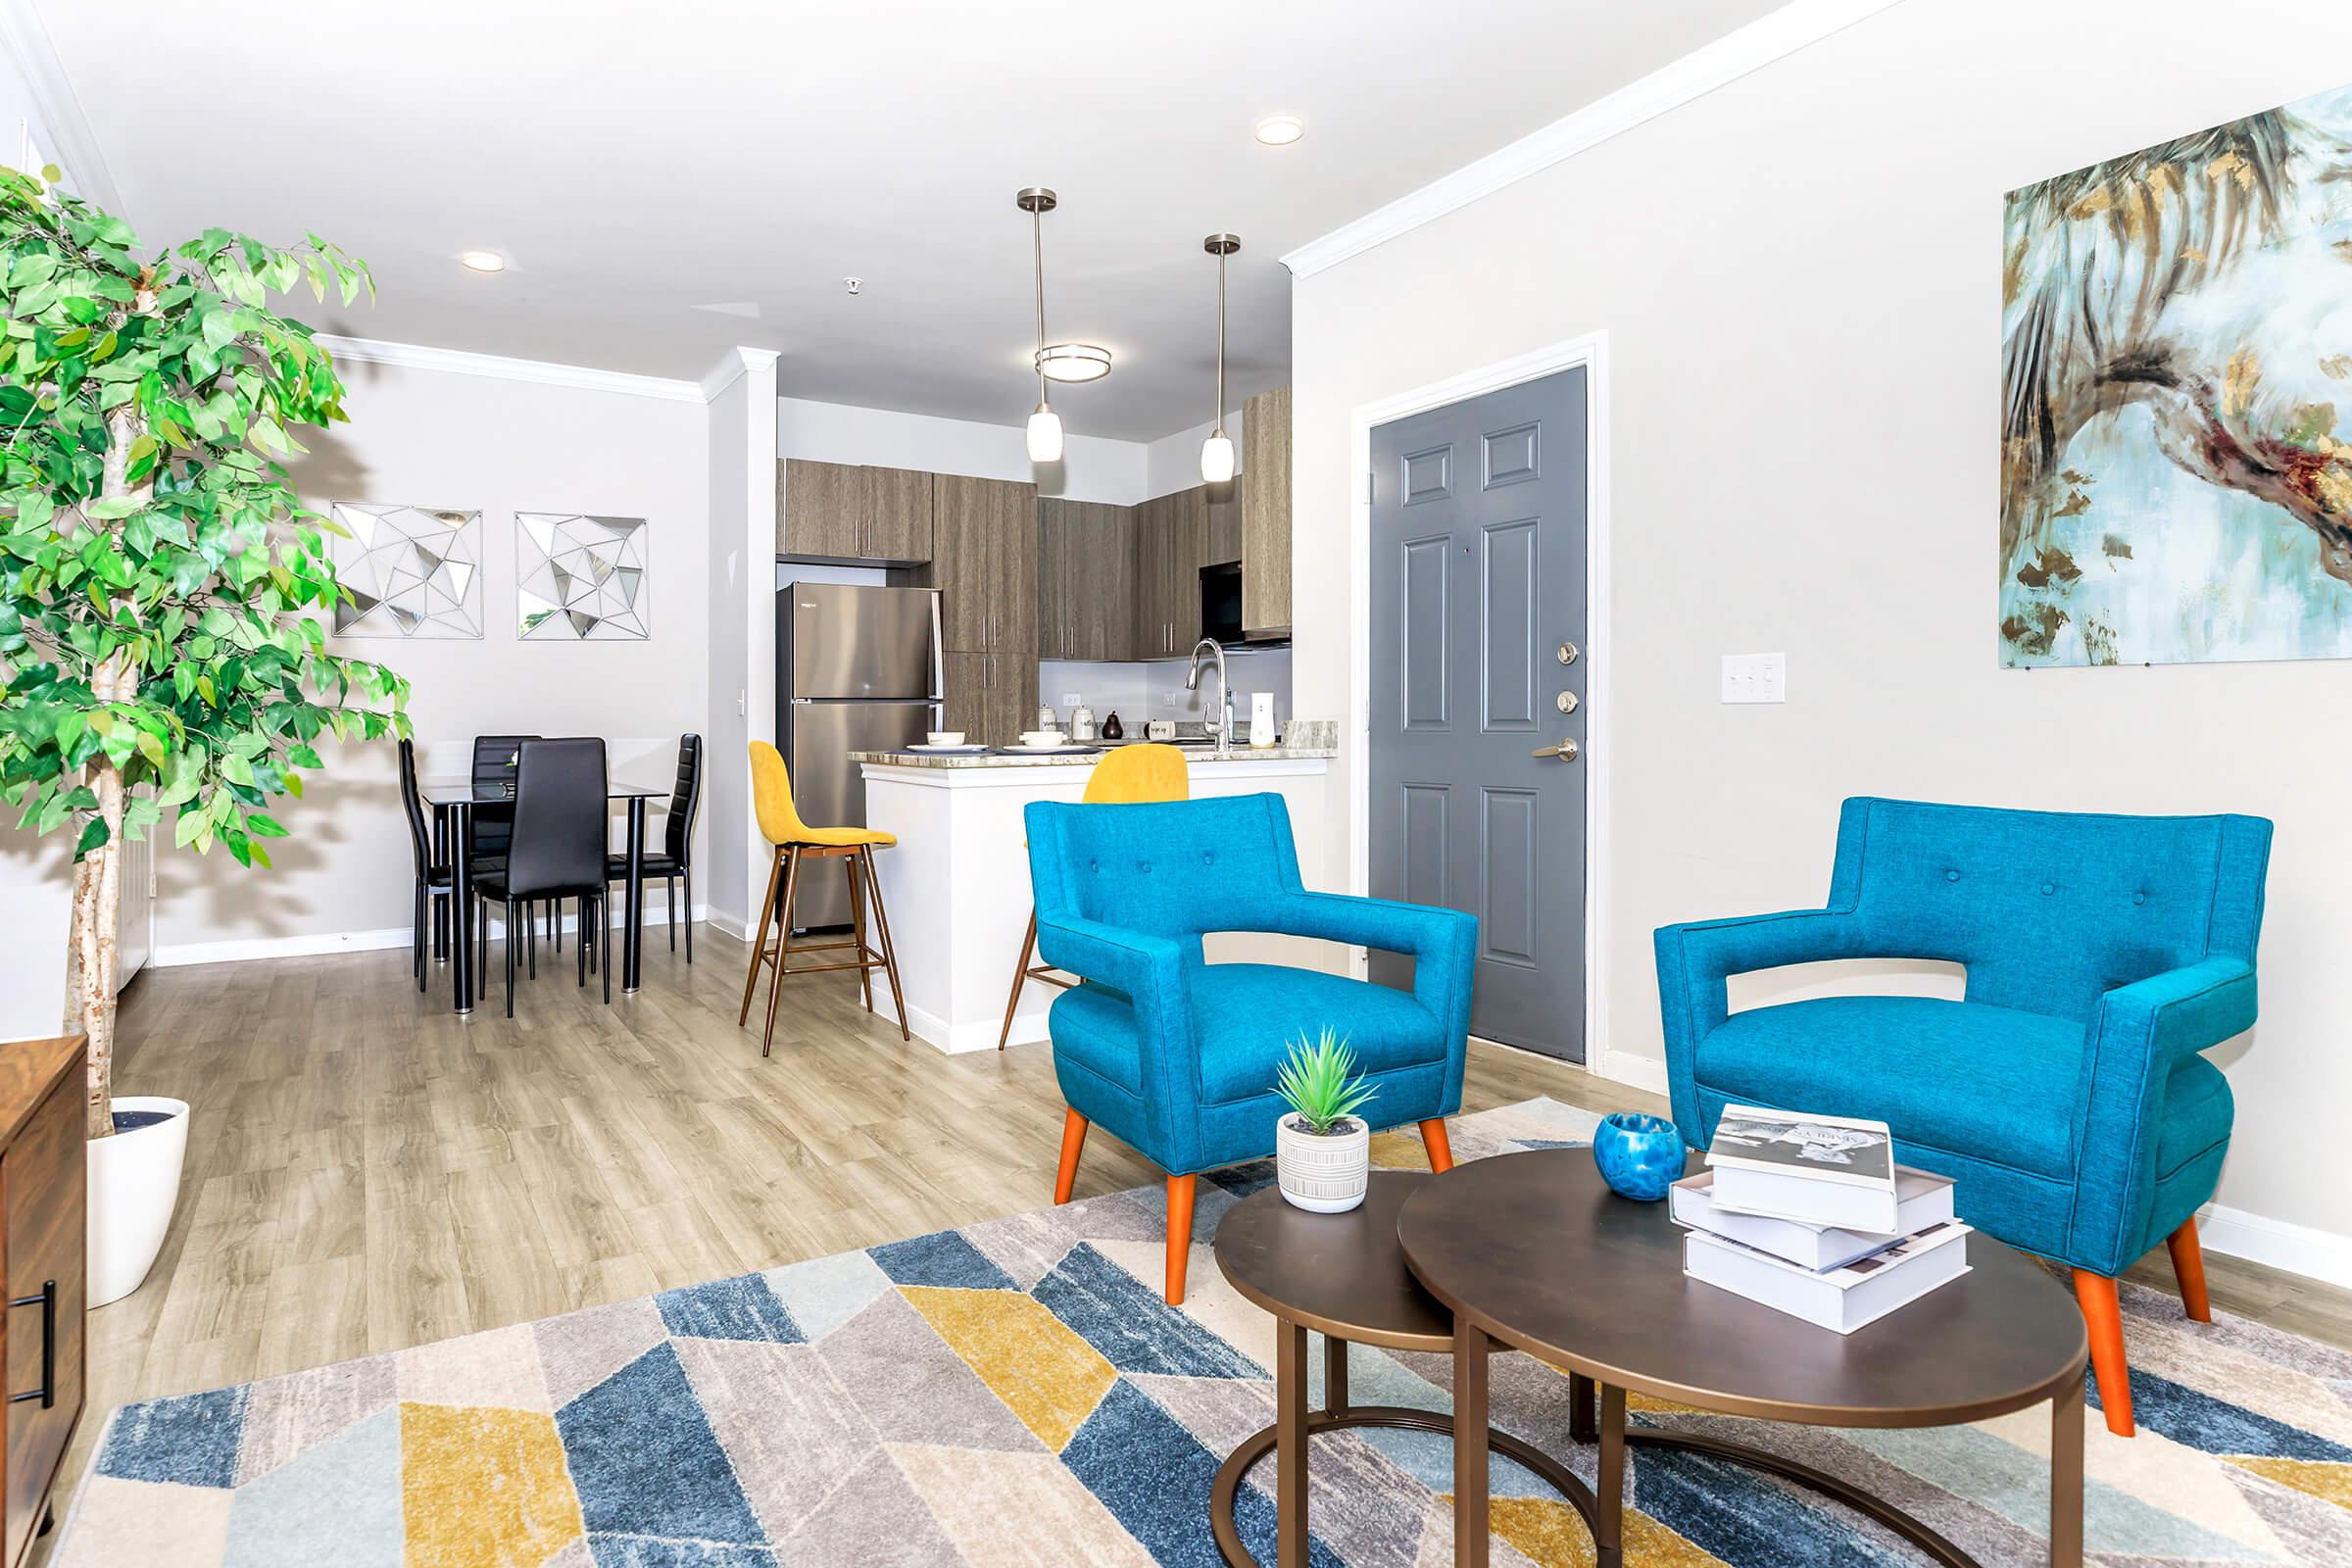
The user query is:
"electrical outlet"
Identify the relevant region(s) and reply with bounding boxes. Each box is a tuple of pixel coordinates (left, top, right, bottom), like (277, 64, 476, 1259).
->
(1721, 653, 1786, 704)
(1060, 692, 1083, 707)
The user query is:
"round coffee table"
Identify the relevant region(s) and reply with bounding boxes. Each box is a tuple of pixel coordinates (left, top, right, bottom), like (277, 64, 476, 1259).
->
(1396, 1150, 2089, 1568)
(1210, 1170, 1595, 1568)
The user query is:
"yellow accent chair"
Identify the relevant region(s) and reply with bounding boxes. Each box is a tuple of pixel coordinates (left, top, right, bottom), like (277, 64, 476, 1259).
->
(737, 740, 908, 1055)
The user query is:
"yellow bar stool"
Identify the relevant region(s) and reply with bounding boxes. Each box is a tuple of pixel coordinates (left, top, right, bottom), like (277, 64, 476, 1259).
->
(997, 742, 1189, 1050)
(738, 740, 909, 1056)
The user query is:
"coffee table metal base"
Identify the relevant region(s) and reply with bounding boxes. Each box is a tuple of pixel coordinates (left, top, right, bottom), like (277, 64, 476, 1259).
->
(1210, 1331, 1596, 1568)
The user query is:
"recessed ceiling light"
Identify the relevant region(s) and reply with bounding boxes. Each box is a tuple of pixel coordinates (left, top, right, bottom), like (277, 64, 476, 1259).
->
(1037, 343, 1112, 383)
(1253, 115, 1304, 147)
(458, 250, 506, 273)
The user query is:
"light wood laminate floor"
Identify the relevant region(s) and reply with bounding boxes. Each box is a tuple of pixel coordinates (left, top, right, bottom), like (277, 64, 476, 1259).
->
(51, 926, 2352, 1543)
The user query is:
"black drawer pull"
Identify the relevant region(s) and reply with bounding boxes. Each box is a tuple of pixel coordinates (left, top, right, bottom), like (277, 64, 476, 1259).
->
(10, 1282, 55, 1409)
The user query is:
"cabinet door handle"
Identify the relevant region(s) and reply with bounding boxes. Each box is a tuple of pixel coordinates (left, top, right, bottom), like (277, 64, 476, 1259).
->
(9, 1280, 55, 1409)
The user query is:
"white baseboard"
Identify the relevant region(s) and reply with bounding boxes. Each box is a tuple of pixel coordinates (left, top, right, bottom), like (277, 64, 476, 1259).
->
(2195, 1201, 2352, 1293)
(153, 901, 710, 969)
(1584, 1049, 1670, 1099)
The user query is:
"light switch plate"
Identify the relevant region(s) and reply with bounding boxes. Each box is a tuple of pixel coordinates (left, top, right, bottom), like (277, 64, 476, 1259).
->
(1721, 653, 1786, 704)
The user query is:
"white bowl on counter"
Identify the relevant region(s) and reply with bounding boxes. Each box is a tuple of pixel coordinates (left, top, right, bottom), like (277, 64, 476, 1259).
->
(926, 731, 965, 746)
(1018, 730, 1066, 748)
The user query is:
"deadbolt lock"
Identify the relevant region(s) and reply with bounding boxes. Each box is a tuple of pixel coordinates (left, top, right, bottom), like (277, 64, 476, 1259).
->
(1531, 739, 1581, 762)
(1556, 641, 1579, 665)
(1556, 691, 1579, 714)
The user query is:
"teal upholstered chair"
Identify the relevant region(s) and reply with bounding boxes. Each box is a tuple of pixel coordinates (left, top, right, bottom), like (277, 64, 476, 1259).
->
(1025, 793, 1476, 1302)
(1655, 797, 2272, 1436)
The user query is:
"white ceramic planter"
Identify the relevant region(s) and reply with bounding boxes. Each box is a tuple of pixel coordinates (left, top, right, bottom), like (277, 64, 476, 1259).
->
(1276, 1113, 1370, 1213)
(87, 1097, 189, 1307)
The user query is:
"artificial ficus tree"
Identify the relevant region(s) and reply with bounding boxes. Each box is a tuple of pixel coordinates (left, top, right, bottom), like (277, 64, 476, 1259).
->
(0, 166, 410, 1137)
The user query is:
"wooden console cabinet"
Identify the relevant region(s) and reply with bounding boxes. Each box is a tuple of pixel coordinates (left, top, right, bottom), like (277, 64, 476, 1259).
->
(0, 1036, 84, 1566)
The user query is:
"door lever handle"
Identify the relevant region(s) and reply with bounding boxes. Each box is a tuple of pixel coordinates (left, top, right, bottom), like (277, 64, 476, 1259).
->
(1531, 739, 1580, 761)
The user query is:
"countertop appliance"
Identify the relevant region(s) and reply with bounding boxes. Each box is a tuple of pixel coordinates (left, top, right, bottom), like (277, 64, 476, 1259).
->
(778, 582, 942, 928)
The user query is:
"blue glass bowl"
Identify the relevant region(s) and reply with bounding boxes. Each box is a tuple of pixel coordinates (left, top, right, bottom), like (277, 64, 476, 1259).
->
(1592, 1111, 1685, 1201)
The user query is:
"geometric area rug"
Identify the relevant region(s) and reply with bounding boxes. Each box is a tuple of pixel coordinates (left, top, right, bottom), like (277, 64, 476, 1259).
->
(52, 1098, 2352, 1567)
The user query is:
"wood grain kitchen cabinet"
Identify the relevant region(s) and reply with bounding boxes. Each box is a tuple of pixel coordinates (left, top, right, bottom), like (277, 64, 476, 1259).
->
(1205, 480, 1241, 566)
(862, 466, 934, 562)
(0, 1035, 84, 1568)
(942, 650, 1036, 746)
(777, 462, 935, 564)
(1241, 385, 1292, 636)
(1039, 500, 1134, 662)
(932, 474, 1038, 654)
(1131, 489, 1207, 658)
(777, 459, 864, 559)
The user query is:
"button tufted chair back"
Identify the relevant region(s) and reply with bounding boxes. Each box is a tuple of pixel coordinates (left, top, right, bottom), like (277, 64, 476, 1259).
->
(1025, 793, 1303, 955)
(1829, 797, 2272, 1025)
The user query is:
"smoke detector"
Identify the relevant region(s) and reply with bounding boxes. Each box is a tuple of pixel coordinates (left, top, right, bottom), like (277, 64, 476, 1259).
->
(843, 276, 864, 296)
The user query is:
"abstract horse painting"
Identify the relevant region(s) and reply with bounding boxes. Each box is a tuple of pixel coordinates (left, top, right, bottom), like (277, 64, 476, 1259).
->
(2001, 84, 2352, 666)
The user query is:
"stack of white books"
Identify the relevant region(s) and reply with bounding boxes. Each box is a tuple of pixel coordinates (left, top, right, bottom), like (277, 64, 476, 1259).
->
(1674, 1105, 1971, 1334)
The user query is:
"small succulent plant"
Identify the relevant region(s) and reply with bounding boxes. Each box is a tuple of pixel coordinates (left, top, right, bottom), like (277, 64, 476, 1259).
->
(1274, 1028, 1376, 1136)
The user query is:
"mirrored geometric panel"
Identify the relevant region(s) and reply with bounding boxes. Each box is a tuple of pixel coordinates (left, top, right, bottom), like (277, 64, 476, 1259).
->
(516, 513, 650, 641)
(327, 502, 484, 639)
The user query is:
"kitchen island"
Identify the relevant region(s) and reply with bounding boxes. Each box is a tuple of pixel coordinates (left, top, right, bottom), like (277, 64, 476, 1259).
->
(848, 745, 1338, 1053)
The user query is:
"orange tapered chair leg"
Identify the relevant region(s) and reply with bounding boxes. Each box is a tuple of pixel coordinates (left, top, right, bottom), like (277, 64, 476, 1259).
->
(2167, 1219, 2213, 1322)
(2074, 1269, 2134, 1436)
(1053, 1108, 1090, 1205)
(1165, 1174, 1198, 1305)
(1419, 1117, 1455, 1174)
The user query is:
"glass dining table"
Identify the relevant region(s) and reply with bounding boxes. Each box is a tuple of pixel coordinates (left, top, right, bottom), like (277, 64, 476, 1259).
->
(416, 774, 671, 1015)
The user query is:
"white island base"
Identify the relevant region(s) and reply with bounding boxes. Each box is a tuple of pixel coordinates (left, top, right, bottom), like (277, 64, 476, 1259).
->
(854, 750, 1339, 1053)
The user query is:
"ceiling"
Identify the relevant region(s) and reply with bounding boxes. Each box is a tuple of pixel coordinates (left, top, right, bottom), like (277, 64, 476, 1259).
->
(32, 0, 1784, 441)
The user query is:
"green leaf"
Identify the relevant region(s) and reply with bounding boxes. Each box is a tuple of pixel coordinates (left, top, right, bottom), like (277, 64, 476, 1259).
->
(245, 811, 288, 838)
(73, 814, 108, 858)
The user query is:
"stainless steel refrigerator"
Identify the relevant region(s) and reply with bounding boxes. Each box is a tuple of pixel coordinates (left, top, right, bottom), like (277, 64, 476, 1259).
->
(776, 582, 942, 928)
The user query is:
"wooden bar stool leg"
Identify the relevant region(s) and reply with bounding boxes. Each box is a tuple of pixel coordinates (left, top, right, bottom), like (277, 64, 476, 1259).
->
(738, 847, 783, 1026)
(760, 847, 804, 1057)
(846, 855, 874, 1014)
(997, 908, 1040, 1052)
(859, 845, 909, 1042)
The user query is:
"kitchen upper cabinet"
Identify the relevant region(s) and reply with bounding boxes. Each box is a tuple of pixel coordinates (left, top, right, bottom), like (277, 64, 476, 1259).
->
(932, 474, 1038, 653)
(1241, 385, 1293, 636)
(777, 459, 863, 559)
(1039, 500, 1135, 662)
(864, 466, 934, 561)
(777, 461, 934, 563)
(942, 650, 1037, 748)
(1132, 488, 1207, 658)
(1205, 480, 1241, 566)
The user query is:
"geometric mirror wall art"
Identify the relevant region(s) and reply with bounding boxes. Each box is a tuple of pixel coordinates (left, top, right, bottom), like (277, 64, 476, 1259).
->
(326, 503, 484, 639)
(2000, 80, 2352, 667)
(517, 512, 650, 640)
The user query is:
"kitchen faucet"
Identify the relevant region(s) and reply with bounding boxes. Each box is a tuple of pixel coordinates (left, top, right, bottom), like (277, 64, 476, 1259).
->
(1185, 639, 1232, 756)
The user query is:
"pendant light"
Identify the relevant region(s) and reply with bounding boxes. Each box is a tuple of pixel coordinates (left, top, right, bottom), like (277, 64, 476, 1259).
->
(1200, 233, 1240, 483)
(1017, 187, 1064, 464)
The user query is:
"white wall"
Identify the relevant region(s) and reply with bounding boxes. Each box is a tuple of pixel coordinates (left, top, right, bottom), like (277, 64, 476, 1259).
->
(1290, 0, 2352, 1265)
(778, 397, 1147, 506)
(153, 357, 711, 959)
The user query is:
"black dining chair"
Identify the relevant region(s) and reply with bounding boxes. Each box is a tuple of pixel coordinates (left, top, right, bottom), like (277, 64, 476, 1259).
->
(472, 737, 612, 1016)
(609, 733, 703, 962)
(470, 733, 536, 976)
(397, 739, 454, 992)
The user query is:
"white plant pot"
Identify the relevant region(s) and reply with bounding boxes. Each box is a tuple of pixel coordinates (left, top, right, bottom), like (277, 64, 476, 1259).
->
(87, 1097, 189, 1308)
(1276, 1113, 1370, 1213)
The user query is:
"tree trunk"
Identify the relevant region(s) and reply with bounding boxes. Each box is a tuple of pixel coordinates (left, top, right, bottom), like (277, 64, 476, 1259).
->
(77, 301, 152, 1141)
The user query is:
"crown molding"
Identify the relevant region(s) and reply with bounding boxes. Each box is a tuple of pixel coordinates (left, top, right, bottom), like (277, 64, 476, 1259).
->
(0, 0, 126, 215)
(1281, 0, 1908, 278)
(698, 346, 782, 403)
(312, 335, 706, 403)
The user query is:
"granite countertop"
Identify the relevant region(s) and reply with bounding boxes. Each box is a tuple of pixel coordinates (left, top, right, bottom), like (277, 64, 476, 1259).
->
(850, 745, 1337, 769)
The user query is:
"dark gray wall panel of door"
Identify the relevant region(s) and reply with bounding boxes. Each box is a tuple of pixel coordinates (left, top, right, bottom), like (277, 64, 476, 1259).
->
(1368, 368, 1587, 1057)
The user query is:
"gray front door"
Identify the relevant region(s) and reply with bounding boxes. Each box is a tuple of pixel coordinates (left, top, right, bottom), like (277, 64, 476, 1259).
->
(1369, 369, 1587, 1057)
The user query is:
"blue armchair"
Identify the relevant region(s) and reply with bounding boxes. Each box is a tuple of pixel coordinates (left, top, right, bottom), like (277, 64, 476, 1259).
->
(1025, 792, 1477, 1302)
(1655, 797, 2272, 1435)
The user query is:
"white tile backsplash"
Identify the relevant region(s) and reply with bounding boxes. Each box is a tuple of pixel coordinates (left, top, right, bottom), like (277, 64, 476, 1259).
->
(1038, 647, 1292, 731)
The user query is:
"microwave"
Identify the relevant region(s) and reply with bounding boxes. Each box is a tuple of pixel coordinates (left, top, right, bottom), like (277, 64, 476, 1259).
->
(1200, 562, 1244, 646)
